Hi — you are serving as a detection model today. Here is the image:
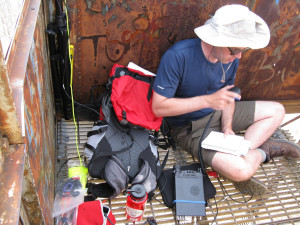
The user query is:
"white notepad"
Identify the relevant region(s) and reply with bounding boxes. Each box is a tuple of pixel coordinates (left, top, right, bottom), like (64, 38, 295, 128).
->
(127, 62, 156, 76)
(201, 131, 250, 156)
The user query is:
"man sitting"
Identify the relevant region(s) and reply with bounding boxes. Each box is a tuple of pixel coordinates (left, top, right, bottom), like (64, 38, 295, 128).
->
(152, 4, 300, 196)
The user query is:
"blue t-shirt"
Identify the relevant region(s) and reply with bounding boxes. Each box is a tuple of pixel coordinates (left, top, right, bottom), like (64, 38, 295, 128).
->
(153, 38, 239, 127)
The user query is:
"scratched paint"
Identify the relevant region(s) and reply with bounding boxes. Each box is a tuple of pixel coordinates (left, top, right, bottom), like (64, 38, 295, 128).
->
(8, 182, 16, 197)
(236, 0, 300, 100)
(22, 4, 56, 225)
(68, 0, 300, 103)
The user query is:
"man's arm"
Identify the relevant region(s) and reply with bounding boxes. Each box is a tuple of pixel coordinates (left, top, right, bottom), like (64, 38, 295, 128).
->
(152, 92, 210, 117)
(221, 101, 235, 135)
(152, 85, 241, 117)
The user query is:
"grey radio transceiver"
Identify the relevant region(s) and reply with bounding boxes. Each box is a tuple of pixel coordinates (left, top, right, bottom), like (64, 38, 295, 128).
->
(174, 165, 206, 220)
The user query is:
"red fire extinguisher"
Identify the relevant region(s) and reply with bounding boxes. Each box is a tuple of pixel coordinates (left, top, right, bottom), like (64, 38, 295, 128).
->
(125, 184, 148, 222)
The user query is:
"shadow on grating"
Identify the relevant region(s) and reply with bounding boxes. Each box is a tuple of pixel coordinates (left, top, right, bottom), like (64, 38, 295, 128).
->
(56, 119, 300, 225)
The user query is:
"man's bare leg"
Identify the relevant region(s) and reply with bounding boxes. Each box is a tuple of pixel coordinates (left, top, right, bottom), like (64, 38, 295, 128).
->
(211, 101, 285, 196)
(211, 150, 266, 196)
(244, 101, 285, 149)
(212, 101, 285, 181)
(211, 150, 262, 182)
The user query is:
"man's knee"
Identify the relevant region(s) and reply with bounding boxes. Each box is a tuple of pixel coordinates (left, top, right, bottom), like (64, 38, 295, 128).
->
(271, 101, 285, 119)
(256, 101, 285, 121)
(231, 166, 255, 182)
(218, 162, 255, 182)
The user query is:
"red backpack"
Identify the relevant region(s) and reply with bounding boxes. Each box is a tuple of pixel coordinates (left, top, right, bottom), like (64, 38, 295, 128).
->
(105, 64, 163, 131)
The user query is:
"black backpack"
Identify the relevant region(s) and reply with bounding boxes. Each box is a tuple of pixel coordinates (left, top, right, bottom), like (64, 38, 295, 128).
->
(84, 102, 166, 199)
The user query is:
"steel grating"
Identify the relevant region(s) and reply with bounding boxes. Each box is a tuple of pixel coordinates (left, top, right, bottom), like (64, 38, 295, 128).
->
(56, 119, 300, 225)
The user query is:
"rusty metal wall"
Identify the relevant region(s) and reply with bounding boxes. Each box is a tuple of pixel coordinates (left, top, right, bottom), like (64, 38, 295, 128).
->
(67, 0, 299, 103)
(237, 0, 300, 100)
(1, 0, 55, 223)
(0, 43, 23, 144)
(22, 1, 56, 224)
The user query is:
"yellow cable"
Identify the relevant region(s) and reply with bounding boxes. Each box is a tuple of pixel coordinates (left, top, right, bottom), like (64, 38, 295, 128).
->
(64, 2, 82, 167)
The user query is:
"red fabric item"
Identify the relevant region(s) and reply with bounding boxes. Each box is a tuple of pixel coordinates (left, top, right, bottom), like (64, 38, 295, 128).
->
(207, 171, 218, 178)
(109, 64, 163, 131)
(77, 200, 116, 225)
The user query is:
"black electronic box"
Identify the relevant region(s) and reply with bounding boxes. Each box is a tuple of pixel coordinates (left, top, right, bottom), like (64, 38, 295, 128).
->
(174, 165, 206, 220)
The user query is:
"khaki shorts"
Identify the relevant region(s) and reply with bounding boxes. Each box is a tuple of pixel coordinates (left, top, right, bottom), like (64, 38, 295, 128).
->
(171, 101, 255, 167)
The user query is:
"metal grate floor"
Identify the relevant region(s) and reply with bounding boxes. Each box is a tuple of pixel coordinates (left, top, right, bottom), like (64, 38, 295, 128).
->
(56, 119, 300, 225)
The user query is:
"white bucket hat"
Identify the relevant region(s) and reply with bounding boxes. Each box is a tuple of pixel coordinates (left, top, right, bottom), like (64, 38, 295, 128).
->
(194, 4, 270, 49)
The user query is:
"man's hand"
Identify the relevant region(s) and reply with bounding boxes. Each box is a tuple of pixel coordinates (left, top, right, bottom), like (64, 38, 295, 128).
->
(152, 85, 241, 117)
(222, 127, 235, 136)
(207, 85, 241, 110)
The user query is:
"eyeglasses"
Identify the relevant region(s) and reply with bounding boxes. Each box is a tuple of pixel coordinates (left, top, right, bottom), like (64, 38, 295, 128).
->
(228, 47, 250, 55)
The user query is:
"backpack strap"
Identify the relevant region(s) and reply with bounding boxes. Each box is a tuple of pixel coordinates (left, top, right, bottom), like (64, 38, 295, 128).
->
(107, 66, 154, 103)
(160, 149, 169, 170)
(117, 67, 153, 84)
(159, 118, 176, 150)
(147, 78, 154, 102)
(148, 131, 169, 173)
(87, 126, 108, 137)
(84, 123, 108, 154)
(85, 143, 96, 153)
(120, 67, 154, 103)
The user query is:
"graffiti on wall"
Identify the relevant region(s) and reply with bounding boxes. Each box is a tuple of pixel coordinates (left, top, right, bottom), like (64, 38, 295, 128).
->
(67, 0, 300, 103)
(23, 9, 56, 225)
